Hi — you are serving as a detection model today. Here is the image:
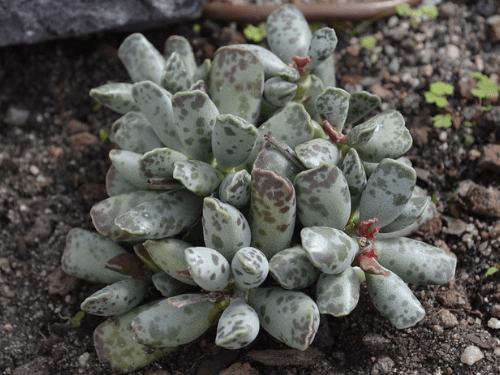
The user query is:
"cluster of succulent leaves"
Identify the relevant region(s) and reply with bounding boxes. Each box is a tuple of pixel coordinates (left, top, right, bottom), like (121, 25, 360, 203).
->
(61, 4, 457, 373)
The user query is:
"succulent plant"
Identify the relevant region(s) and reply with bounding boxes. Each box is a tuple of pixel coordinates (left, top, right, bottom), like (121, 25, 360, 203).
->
(62, 4, 456, 372)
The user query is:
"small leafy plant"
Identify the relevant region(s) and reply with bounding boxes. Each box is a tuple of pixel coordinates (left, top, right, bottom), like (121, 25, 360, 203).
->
(425, 82, 455, 129)
(486, 263, 499, 276)
(471, 71, 500, 111)
(360, 35, 382, 64)
(61, 4, 456, 372)
(395, 3, 439, 29)
(243, 22, 267, 43)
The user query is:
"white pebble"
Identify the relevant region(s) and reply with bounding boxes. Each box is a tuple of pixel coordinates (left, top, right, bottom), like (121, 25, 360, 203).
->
(460, 345, 484, 365)
(488, 317, 500, 329)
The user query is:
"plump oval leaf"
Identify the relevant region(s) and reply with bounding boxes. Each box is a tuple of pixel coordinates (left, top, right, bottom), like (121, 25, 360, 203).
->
(247, 288, 320, 350)
(266, 4, 312, 64)
(316, 87, 350, 132)
(212, 114, 259, 169)
(185, 247, 231, 291)
(202, 197, 251, 262)
(209, 46, 264, 124)
(249, 169, 296, 259)
(216, 298, 260, 349)
(365, 268, 425, 329)
(219, 170, 251, 208)
(138, 147, 188, 180)
(300, 226, 359, 274)
(162, 52, 192, 94)
(91, 190, 163, 241)
(264, 77, 297, 107)
(172, 90, 219, 162)
(303, 74, 325, 123)
(352, 110, 412, 163)
(109, 149, 148, 189)
(105, 165, 140, 197)
(89, 83, 140, 114)
(316, 267, 360, 317)
(295, 138, 340, 169)
(152, 271, 190, 297)
(380, 196, 430, 233)
(344, 91, 381, 127)
(143, 238, 197, 286)
(94, 302, 176, 373)
(311, 53, 336, 89)
(269, 246, 319, 289)
(164, 35, 197, 79)
(131, 295, 224, 347)
(118, 33, 166, 85)
(374, 237, 457, 284)
(61, 228, 128, 284)
(253, 139, 303, 183)
(308, 27, 338, 70)
(81, 278, 148, 316)
(114, 189, 203, 240)
(173, 160, 224, 196)
(295, 164, 351, 230)
(114, 111, 164, 153)
(231, 247, 269, 289)
(359, 158, 416, 227)
(341, 148, 366, 211)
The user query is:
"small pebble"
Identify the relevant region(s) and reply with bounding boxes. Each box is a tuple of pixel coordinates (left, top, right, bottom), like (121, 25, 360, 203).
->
(494, 348, 500, 358)
(468, 149, 481, 161)
(491, 305, 500, 318)
(445, 44, 461, 59)
(421, 64, 433, 77)
(78, 352, 91, 367)
(438, 309, 458, 328)
(488, 318, 500, 329)
(438, 131, 448, 142)
(5, 106, 30, 126)
(460, 345, 484, 365)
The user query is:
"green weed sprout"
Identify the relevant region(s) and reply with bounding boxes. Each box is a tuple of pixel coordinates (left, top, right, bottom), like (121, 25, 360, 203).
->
(425, 82, 454, 108)
(471, 71, 500, 111)
(243, 22, 267, 43)
(432, 113, 452, 129)
(396, 3, 439, 28)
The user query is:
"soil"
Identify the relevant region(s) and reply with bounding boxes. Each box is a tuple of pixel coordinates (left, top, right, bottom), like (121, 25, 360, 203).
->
(1, 1, 500, 374)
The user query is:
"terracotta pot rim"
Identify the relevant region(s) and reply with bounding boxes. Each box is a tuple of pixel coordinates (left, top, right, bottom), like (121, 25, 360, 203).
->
(203, 0, 423, 23)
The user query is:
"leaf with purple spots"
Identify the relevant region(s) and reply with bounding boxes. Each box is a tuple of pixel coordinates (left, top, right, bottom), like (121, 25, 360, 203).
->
(316, 266, 360, 317)
(162, 52, 192, 94)
(138, 147, 188, 180)
(164, 35, 197, 79)
(185, 247, 231, 291)
(109, 149, 149, 189)
(105, 165, 140, 197)
(216, 298, 260, 349)
(316, 87, 350, 132)
(218, 170, 251, 208)
(173, 160, 223, 196)
(307, 27, 338, 70)
(295, 138, 340, 169)
(152, 271, 190, 297)
(89, 83, 140, 114)
(341, 148, 366, 211)
(344, 91, 381, 126)
(263, 77, 297, 107)
(269, 246, 319, 289)
(113, 111, 164, 153)
(379, 196, 430, 233)
(231, 247, 269, 289)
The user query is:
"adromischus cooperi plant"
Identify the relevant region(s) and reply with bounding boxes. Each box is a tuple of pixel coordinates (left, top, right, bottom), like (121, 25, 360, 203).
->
(61, 4, 457, 372)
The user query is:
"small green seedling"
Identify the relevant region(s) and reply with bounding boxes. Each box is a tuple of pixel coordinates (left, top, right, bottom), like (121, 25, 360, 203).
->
(486, 264, 499, 276)
(471, 71, 500, 108)
(192, 24, 201, 33)
(396, 3, 439, 28)
(68, 310, 85, 328)
(99, 128, 110, 143)
(463, 132, 475, 147)
(243, 22, 267, 43)
(360, 36, 382, 64)
(425, 82, 454, 108)
(432, 113, 452, 129)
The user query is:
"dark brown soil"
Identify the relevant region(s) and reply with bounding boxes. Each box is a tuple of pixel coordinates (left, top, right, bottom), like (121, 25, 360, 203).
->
(1, 1, 500, 374)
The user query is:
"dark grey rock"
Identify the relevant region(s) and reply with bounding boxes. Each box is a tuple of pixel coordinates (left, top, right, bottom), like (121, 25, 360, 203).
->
(0, 0, 205, 47)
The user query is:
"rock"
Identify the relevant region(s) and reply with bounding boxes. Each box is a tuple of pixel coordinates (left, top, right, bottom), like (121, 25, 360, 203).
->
(492, 304, 500, 318)
(445, 45, 461, 59)
(23, 216, 54, 246)
(362, 333, 391, 352)
(369, 84, 394, 100)
(458, 180, 500, 219)
(440, 3, 456, 18)
(69, 132, 100, 147)
(478, 144, 500, 173)
(442, 216, 475, 236)
(460, 345, 484, 366)
(438, 309, 459, 328)
(488, 318, 500, 329)
(0, 0, 204, 47)
(487, 15, 500, 43)
(5, 106, 30, 126)
(371, 355, 395, 375)
(220, 363, 259, 375)
(47, 266, 77, 295)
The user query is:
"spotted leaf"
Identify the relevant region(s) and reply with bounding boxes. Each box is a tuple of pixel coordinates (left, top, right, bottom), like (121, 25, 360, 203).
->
(249, 169, 296, 259)
(341, 148, 366, 211)
(94, 302, 176, 373)
(374, 237, 457, 284)
(118, 33, 166, 85)
(202, 197, 251, 262)
(143, 238, 197, 286)
(253, 140, 303, 183)
(247, 288, 319, 350)
(219, 170, 251, 208)
(264, 77, 297, 107)
(316, 87, 350, 132)
(344, 91, 381, 126)
(173, 160, 223, 196)
(105, 165, 140, 197)
(113, 112, 164, 153)
(352, 110, 412, 163)
(295, 138, 340, 169)
(210, 46, 264, 124)
(162, 52, 192, 94)
(311, 53, 336, 89)
(81, 278, 148, 316)
(300, 226, 359, 275)
(172, 90, 218, 162)
(61, 228, 128, 284)
(359, 158, 416, 227)
(131, 295, 225, 347)
(316, 266, 360, 317)
(380, 196, 430, 233)
(307, 27, 338, 70)
(266, 4, 312, 64)
(185, 247, 231, 291)
(231, 247, 269, 289)
(89, 83, 140, 114)
(269, 246, 319, 289)
(109, 149, 148, 189)
(216, 298, 260, 349)
(114, 189, 203, 240)
(132, 81, 183, 152)
(295, 164, 351, 230)
(365, 268, 425, 329)
(138, 147, 188, 180)
(302, 74, 325, 123)
(212, 114, 259, 169)
(91, 190, 163, 241)
(344, 120, 378, 148)
(164, 35, 197, 79)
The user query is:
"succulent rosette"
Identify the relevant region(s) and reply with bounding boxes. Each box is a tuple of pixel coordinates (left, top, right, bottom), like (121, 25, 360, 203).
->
(61, 4, 456, 372)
